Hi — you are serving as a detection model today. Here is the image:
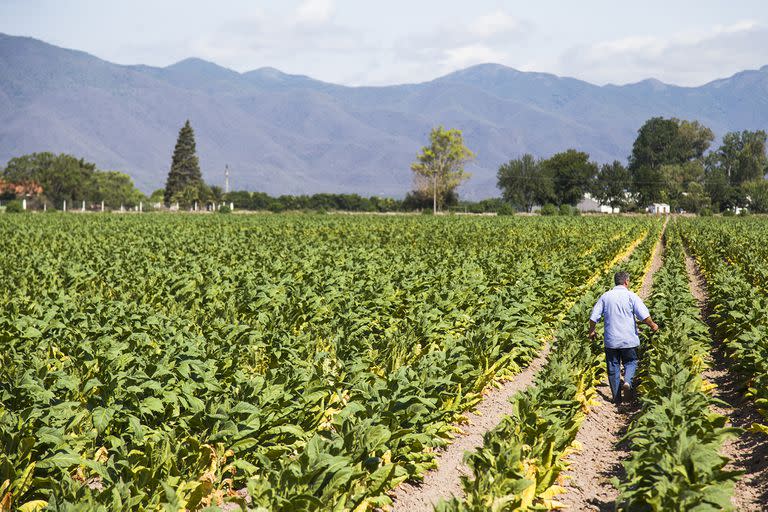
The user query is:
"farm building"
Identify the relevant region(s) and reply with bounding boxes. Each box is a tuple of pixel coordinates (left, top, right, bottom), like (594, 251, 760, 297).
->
(647, 203, 670, 214)
(577, 193, 619, 213)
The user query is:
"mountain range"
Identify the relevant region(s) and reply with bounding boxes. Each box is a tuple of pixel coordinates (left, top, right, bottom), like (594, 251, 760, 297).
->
(1, 33, 767, 198)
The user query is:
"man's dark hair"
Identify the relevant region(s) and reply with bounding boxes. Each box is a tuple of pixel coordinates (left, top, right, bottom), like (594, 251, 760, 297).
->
(614, 271, 630, 286)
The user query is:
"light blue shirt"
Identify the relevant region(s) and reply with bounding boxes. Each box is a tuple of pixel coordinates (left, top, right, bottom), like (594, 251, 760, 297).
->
(590, 285, 650, 349)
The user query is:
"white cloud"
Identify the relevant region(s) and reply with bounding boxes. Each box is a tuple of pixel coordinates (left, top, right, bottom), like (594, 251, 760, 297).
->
(444, 44, 507, 69)
(296, 0, 335, 25)
(558, 20, 768, 86)
(469, 11, 526, 38)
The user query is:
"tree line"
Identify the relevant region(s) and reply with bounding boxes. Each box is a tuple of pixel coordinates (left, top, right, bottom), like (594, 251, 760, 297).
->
(0, 152, 145, 208)
(497, 117, 768, 213)
(3, 116, 766, 214)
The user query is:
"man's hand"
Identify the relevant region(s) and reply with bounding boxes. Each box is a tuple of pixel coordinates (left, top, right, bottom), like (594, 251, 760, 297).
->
(642, 316, 659, 333)
(587, 319, 597, 340)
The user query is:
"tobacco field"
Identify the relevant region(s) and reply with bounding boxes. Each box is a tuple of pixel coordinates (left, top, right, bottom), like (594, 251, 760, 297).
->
(1, 214, 767, 511)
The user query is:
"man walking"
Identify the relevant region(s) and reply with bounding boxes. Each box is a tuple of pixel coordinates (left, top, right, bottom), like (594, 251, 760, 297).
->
(588, 271, 658, 405)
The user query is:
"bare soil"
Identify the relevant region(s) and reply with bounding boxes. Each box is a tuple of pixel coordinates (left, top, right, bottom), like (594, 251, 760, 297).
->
(557, 221, 666, 511)
(389, 343, 551, 511)
(684, 250, 768, 511)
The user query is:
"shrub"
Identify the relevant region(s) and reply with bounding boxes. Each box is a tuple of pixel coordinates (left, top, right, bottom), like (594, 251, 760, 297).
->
(218, 204, 232, 214)
(739, 208, 750, 217)
(699, 207, 713, 217)
(497, 204, 515, 216)
(559, 204, 573, 216)
(4, 200, 24, 213)
(722, 209, 735, 217)
(540, 203, 558, 216)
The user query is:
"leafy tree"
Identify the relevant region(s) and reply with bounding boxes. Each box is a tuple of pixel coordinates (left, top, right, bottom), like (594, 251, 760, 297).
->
(496, 154, 554, 212)
(678, 181, 711, 213)
(403, 189, 458, 211)
(592, 161, 631, 210)
(742, 179, 768, 213)
(149, 189, 165, 204)
(628, 117, 714, 206)
(676, 120, 715, 161)
(95, 171, 145, 208)
(542, 149, 597, 206)
(410, 126, 474, 213)
(164, 120, 203, 205)
(3, 152, 98, 205)
(708, 130, 768, 186)
(659, 161, 705, 209)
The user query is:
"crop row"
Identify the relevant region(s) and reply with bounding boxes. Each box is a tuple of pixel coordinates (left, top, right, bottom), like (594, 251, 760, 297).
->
(616, 225, 738, 510)
(0, 215, 647, 510)
(681, 218, 768, 426)
(436, 220, 661, 511)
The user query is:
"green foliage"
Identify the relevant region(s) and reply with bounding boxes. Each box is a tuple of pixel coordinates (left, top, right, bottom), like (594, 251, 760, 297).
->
(698, 207, 713, 217)
(617, 228, 739, 510)
(1, 152, 145, 209)
(592, 160, 630, 210)
(440, 220, 661, 511)
(164, 120, 203, 205)
(496, 154, 554, 212)
(496, 204, 515, 216)
(682, 218, 768, 433)
(707, 130, 768, 186)
(410, 126, 474, 213)
(3, 200, 24, 213)
(218, 204, 231, 214)
(0, 214, 649, 510)
(558, 204, 574, 216)
(629, 118, 714, 206)
(95, 170, 145, 208)
(741, 179, 768, 213)
(3, 152, 96, 205)
(540, 203, 558, 216)
(542, 149, 597, 206)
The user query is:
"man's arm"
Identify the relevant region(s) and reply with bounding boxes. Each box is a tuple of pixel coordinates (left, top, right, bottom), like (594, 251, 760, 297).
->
(588, 297, 603, 339)
(641, 316, 659, 332)
(633, 295, 658, 332)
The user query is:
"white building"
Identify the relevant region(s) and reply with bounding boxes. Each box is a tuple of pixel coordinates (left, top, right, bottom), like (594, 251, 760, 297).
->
(647, 203, 670, 214)
(577, 193, 619, 213)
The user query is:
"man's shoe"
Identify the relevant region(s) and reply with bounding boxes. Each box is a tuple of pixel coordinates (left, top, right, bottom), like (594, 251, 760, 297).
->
(622, 382, 633, 401)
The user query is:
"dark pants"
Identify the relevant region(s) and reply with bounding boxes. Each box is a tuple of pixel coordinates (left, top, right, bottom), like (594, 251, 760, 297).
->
(605, 347, 639, 403)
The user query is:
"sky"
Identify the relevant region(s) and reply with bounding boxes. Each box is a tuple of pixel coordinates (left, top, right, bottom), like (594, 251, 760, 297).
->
(2, 0, 768, 87)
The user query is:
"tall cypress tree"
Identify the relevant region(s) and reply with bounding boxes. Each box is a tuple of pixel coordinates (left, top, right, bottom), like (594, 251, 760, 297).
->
(164, 120, 203, 204)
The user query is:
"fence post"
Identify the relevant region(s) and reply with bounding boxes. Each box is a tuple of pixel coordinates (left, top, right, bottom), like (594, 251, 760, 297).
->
(139, 201, 143, 213)
(81, 200, 85, 212)
(22, 199, 26, 210)
(63, 200, 67, 212)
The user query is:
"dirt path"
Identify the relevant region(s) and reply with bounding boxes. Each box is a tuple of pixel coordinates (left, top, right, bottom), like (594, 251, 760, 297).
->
(557, 219, 667, 511)
(684, 249, 768, 511)
(389, 343, 551, 511)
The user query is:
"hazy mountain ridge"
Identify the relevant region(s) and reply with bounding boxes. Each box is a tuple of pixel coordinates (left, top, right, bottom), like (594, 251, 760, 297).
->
(1, 33, 767, 198)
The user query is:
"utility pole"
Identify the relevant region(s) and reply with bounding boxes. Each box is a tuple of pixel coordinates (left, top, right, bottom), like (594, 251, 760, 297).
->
(224, 164, 230, 194)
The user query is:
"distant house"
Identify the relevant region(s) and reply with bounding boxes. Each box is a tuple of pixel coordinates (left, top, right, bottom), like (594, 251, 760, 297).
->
(0, 179, 43, 198)
(577, 193, 619, 213)
(647, 203, 670, 215)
